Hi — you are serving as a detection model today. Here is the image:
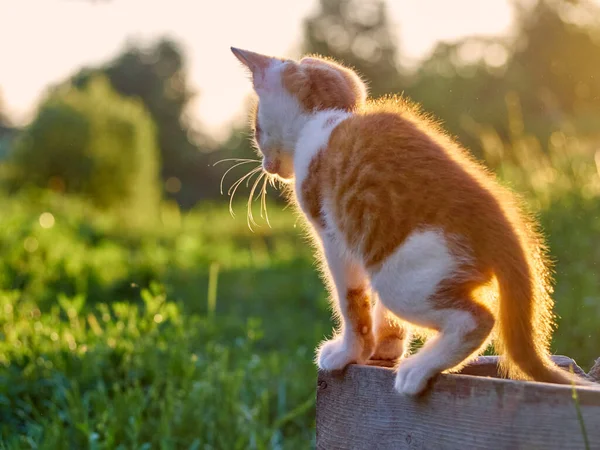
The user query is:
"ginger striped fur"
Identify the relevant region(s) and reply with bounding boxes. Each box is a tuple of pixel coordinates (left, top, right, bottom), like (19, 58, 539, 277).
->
(230, 47, 594, 395)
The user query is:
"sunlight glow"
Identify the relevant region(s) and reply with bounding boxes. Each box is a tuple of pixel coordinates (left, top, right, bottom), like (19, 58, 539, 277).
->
(39, 212, 56, 229)
(1, 0, 514, 139)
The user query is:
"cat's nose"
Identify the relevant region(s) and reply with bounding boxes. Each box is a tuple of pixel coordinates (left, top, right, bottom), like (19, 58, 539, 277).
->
(263, 159, 280, 175)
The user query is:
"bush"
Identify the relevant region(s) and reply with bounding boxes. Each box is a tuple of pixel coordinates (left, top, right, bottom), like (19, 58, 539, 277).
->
(10, 77, 161, 219)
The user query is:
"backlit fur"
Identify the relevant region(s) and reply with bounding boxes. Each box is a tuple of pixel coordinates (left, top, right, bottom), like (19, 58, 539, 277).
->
(231, 47, 593, 395)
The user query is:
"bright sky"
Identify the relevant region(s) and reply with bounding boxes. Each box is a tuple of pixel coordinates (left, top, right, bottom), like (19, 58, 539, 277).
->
(0, 0, 514, 140)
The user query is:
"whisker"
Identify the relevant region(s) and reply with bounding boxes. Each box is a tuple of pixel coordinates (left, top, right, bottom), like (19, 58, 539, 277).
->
(261, 175, 271, 228)
(213, 158, 260, 166)
(215, 157, 284, 227)
(248, 169, 264, 188)
(227, 166, 261, 196)
(258, 182, 264, 220)
(259, 177, 265, 218)
(254, 179, 263, 201)
(228, 167, 262, 217)
(247, 172, 264, 231)
(218, 160, 260, 195)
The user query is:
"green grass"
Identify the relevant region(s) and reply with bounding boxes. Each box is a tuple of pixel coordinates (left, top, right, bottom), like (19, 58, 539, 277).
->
(1, 124, 600, 448)
(0, 192, 328, 449)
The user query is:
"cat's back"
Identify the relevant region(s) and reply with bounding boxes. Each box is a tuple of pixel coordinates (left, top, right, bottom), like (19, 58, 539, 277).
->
(319, 98, 509, 268)
(323, 98, 482, 193)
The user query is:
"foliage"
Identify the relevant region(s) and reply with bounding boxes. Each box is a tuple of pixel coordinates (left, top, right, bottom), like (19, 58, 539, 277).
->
(476, 95, 600, 363)
(0, 191, 326, 448)
(0, 91, 9, 129)
(72, 39, 217, 208)
(303, 0, 403, 98)
(403, 0, 600, 154)
(0, 91, 16, 160)
(510, 0, 600, 118)
(1, 0, 600, 447)
(1, 120, 600, 446)
(0, 287, 318, 449)
(402, 38, 512, 155)
(10, 77, 161, 220)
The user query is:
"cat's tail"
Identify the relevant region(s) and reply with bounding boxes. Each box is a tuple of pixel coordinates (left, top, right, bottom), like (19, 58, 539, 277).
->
(492, 221, 592, 386)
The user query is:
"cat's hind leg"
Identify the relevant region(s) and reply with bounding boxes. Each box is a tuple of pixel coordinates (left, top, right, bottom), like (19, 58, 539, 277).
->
(370, 229, 494, 395)
(371, 297, 411, 362)
(391, 289, 493, 395)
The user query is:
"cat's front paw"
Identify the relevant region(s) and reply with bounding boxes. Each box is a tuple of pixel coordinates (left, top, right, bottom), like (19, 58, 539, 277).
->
(394, 359, 435, 396)
(317, 337, 367, 371)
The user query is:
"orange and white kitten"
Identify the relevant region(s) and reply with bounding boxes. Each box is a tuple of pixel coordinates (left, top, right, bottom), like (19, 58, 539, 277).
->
(231, 47, 589, 395)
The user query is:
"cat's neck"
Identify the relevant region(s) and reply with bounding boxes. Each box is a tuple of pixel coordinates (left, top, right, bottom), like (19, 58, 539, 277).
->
(293, 109, 351, 188)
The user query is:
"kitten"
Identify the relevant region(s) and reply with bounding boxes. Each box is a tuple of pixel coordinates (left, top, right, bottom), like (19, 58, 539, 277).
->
(231, 47, 590, 394)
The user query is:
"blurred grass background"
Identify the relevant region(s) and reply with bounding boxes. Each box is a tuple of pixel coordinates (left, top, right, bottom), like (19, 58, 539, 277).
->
(1, 0, 600, 448)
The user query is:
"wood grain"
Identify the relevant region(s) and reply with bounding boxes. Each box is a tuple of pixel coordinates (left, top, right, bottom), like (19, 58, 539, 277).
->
(317, 362, 600, 450)
(367, 355, 589, 378)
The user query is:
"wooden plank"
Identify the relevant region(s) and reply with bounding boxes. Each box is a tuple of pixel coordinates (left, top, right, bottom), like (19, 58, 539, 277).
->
(316, 364, 600, 450)
(458, 355, 589, 378)
(367, 355, 589, 378)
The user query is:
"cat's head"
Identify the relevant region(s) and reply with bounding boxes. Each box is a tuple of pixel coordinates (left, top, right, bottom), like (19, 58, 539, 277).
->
(231, 48, 367, 181)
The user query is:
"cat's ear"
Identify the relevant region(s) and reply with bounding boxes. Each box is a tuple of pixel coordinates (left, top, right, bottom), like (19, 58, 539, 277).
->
(231, 47, 276, 89)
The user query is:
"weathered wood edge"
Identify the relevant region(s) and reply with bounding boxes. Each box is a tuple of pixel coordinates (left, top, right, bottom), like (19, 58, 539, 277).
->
(367, 354, 591, 379)
(316, 362, 600, 450)
(321, 362, 600, 399)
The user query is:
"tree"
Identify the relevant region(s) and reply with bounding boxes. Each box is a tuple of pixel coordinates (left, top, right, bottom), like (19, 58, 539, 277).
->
(403, 38, 514, 156)
(11, 76, 161, 218)
(0, 90, 18, 160)
(403, 0, 600, 156)
(0, 90, 9, 128)
(303, 0, 403, 98)
(72, 38, 217, 208)
(508, 0, 600, 122)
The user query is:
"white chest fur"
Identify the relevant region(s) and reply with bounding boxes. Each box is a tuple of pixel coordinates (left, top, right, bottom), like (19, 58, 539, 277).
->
(293, 109, 351, 194)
